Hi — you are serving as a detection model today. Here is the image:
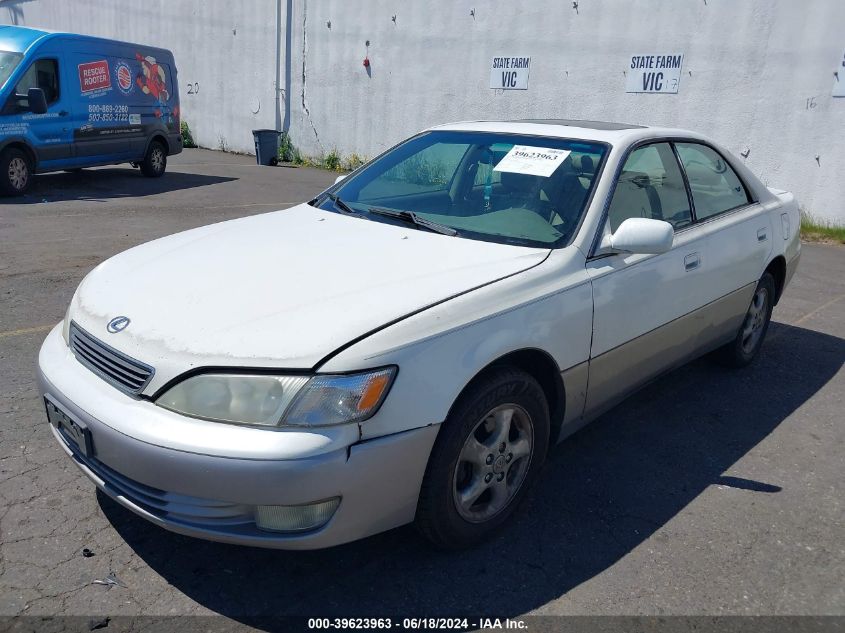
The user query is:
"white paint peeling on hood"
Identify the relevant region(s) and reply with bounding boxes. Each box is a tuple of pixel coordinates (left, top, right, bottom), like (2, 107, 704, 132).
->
(70, 204, 549, 393)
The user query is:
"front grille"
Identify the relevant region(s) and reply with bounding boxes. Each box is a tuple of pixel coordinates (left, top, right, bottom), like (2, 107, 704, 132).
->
(69, 321, 154, 396)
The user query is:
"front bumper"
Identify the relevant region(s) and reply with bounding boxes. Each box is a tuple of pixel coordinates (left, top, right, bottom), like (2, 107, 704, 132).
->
(38, 325, 439, 549)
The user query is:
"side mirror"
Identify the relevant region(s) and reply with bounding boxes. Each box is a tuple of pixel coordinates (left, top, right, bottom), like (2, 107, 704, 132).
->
(601, 217, 674, 255)
(334, 174, 347, 185)
(27, 88, 48, 114)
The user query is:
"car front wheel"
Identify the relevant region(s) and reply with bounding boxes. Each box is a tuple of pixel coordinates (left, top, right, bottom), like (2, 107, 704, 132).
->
(416, 367, 549, 549)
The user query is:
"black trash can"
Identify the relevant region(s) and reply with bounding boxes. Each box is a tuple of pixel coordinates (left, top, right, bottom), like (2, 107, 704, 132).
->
(252, 129, 281, 166)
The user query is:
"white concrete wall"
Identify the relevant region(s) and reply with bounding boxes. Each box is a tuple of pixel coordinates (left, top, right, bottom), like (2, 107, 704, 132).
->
(4, 0, 844, 221)
(2, 0, 287, 153)
(288, 0, 845, 222)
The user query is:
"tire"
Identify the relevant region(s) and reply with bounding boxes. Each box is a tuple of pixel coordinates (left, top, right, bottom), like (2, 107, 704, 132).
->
(0, 148, 33, 196)
(140, 140, 167, 177)
(416, 367, 550, 549)
(713, 272, 776, 368)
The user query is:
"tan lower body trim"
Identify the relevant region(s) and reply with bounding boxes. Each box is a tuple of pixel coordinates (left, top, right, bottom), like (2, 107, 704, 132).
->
(555, 360, 589, 443)
(582, 282, 756, 422)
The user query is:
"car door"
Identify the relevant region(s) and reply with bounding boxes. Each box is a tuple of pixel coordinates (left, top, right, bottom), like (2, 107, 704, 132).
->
(3, 56, 74, 168)
(584, 142, 713, 417)
(674, 142, 771, 337)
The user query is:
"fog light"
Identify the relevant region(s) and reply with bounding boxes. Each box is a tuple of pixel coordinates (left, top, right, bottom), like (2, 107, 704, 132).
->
(254, 498, 340, 533)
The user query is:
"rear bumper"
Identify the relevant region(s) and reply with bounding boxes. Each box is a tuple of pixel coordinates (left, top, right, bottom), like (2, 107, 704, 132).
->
(785, 250, 801, 292)
(38, 325, 439, 549)
(167, 132, 183, 155)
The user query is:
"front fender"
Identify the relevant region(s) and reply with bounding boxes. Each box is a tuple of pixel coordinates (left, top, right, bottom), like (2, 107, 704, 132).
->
(320, 250, 594, 440)
(0, 136, 38, 167)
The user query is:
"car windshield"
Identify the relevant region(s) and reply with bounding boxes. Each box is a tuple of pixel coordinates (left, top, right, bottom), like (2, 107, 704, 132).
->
(0, 51, 23, 91)
(315, 131, 608, 248)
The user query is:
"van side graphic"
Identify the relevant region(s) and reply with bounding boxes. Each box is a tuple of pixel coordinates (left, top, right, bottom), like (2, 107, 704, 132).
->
(0, 25, 182, 195)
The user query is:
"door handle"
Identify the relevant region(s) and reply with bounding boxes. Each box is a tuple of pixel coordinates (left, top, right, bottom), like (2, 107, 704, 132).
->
(58, 110, 69, 116)
(684, 252, 701, 271)
(757, 227, 768, 242)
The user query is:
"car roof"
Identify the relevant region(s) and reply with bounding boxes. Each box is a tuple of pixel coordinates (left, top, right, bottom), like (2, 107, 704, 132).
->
(0, 25, 173, 58)
(427, 119, 705, 146)
(511, 119, 646, 131)
(0, 25, 53, 54)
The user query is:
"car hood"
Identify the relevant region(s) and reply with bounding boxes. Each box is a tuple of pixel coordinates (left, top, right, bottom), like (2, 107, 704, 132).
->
(69, 204, 548, 391)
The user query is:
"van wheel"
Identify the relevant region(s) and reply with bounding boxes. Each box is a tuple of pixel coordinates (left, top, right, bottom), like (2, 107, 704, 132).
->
(416, 367, 549, 549)
(713, 272, 776, 368)
(140, 141, 167, 177)
(0, 148, 33, 196)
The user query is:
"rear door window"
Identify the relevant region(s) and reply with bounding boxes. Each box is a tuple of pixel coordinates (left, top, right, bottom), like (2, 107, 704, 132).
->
(675, 142, 751, 220)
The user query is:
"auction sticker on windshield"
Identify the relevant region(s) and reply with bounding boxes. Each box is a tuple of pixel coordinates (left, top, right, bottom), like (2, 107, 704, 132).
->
(493, 145, 571, 177)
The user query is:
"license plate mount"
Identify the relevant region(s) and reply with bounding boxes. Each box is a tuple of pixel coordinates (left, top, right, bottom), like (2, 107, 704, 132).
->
(45, 397, 94, 457)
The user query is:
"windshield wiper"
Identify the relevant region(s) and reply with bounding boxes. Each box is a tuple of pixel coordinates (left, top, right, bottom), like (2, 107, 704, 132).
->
(366, 206, 458, 236)
(325, 192, 359, 216)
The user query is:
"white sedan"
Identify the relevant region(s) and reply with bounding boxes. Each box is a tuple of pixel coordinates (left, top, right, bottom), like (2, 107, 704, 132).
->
(38, 120, 801, 549)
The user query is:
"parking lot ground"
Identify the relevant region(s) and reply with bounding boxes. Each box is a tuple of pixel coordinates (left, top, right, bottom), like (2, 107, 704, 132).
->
(0, 149, 843, 625)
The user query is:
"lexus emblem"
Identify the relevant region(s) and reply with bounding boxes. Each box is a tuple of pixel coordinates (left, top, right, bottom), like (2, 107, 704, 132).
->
(106, 316, 131, 333)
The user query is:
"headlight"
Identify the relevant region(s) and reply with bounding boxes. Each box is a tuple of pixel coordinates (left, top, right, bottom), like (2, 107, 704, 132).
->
(282, 367, 396, 427)
(156, 374, 310, 426)
(155, 367, 396, 428)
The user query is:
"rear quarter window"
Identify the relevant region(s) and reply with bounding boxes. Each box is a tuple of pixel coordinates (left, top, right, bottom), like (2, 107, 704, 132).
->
(676, 142, 751, 220)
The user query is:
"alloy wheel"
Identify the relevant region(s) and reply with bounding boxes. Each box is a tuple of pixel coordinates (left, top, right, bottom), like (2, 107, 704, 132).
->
(151, 148, 165, 172)
(8, 157, 28, 191)
(452, 404, 534, 523)
(740, 286, 769, 354)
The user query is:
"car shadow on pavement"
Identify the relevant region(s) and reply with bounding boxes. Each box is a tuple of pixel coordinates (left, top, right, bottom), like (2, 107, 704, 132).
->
(3, 168, 236, 203)
(98, 321, 844, 623)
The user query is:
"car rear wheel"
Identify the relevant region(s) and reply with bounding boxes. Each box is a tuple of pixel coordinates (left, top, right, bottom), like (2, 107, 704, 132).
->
(416, 367, 549, 549)
(0, 148, 33, 196)
(140, 140, 167, 177)
(714, 272, 776, 368)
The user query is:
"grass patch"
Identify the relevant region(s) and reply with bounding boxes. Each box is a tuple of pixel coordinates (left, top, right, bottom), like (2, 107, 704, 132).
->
(278, 132, 302, 164)
(278, 136, 367, 173)
(800, 211, 845, 245)
(180, 121, 196, 148)
(323, 148, 341, 171)
(343, 153, 366, 171)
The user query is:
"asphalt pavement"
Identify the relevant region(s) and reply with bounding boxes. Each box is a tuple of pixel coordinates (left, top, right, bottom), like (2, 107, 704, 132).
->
(0, 149, 842, 626)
